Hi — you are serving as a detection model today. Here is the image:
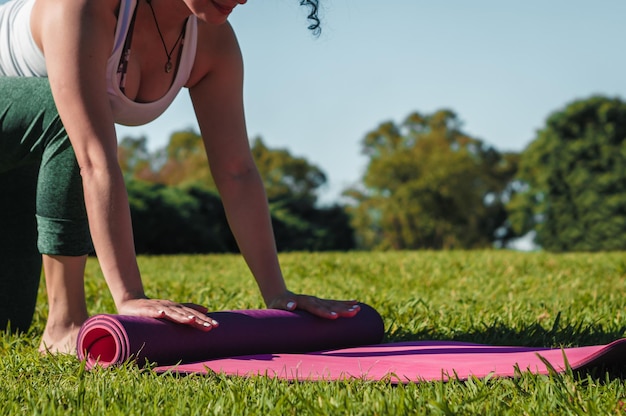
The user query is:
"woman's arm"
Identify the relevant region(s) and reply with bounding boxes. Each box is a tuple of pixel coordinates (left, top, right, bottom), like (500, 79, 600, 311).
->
(33, 0, 214, 329)
(188, 23, 359, 318)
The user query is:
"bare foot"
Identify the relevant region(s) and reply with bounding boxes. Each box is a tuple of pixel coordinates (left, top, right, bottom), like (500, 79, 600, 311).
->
(39, 323, 82, 355)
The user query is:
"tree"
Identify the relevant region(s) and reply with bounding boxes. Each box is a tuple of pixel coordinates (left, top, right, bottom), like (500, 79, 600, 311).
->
(507, 96, 626, 251)
(270, 199, 355, 252)
(345, 110, 519, 250)
(118, 136, 159, 182)
(157, 130, 214, 187)
(127, 180, 236, 254)
(249, 137, 355, 250)
(250, 137, 327, 205)
(118, 131, 355, 252)
(119, 132, 327, 204)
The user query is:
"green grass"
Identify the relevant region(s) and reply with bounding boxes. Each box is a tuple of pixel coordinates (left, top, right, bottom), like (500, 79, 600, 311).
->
(1, 251, 626, 415)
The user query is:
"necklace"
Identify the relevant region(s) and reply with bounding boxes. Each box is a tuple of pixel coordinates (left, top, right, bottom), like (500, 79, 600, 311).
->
(146, 0, 187, 73)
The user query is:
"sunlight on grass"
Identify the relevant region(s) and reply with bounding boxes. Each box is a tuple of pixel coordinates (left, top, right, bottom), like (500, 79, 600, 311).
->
(2, 251, 626, 414)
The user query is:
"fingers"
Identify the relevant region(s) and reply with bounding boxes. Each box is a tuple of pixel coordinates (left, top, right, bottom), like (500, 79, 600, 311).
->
(181, 303, 209, 314)
(299, 297, 360, 319)
(158, 305, 219, 331)
(126, 294, 360, 331)
(272, 293, 361, 320)
(120, 299, 218, 332)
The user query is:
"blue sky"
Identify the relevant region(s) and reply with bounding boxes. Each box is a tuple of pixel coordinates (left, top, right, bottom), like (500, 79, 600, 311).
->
(116, 2, 624, 203)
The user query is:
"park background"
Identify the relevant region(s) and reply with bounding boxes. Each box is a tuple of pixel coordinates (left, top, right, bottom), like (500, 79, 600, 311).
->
(117, 0, 626, 203)
(1, 0, 623, 252)
(113, 1, 626, 254)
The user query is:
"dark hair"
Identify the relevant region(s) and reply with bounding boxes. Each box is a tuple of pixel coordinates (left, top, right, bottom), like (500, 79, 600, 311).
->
(300, 0, 321, 35)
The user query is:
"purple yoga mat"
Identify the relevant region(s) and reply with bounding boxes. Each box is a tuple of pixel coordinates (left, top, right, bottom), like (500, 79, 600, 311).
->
(155, 339, 626, 383)
(77, 305, 625, 383)
(76, 303, 385, 369)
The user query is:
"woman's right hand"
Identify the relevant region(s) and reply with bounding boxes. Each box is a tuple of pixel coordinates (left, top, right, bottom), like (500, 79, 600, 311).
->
(116, 298, 219, 331)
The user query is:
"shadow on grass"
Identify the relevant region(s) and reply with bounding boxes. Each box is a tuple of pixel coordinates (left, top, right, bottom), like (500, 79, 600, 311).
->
(385, 315, 626, 379)
(385, 312, 625, 346)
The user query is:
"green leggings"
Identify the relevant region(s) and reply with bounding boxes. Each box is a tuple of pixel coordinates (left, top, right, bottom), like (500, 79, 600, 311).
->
(0, 77, 91, 332)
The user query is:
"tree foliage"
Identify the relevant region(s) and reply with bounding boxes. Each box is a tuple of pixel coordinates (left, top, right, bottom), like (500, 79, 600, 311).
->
(507, 96, 626, 251)
(345, 110, 519, 250)
(127, 181, 236, 254)
(159, 130, 213, 187)
(118, 131, 354, 253)
(270, 199, 354, 252)
(119, 132, 328, 203)
(251, 137, 326, 205)
(118, 136, 158, 182)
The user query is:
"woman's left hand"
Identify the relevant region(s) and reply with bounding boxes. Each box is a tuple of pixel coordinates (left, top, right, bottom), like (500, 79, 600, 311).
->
(267, 291, 360, 319)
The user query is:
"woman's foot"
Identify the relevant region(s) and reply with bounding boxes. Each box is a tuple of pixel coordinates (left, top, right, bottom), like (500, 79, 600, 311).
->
(39, 321, 83, 354)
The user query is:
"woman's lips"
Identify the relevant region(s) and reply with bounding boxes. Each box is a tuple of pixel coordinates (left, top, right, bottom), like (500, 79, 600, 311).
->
(210, 0, 234, 16)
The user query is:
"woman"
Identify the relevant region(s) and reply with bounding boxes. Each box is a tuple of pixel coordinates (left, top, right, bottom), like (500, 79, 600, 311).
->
(0, 0, 359, 353)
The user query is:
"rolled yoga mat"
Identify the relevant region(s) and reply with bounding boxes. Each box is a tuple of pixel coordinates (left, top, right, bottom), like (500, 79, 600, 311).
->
(76, 303, 385, 369)
(153, 339, 626, 383)
(77, 304, 626, 383)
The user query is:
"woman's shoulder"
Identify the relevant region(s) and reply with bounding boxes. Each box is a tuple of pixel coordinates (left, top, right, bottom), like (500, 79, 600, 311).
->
(34, 0, 120, 14)
(29, 0, 120, 64)
(196, 19, 240, 55)
(187, 20, 242, 87)
(31, 0, 120, 37)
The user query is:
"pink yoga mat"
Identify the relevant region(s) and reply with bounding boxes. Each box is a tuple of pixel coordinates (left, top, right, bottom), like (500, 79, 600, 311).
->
(76, 303, 385, 369)
(155, 339, 626, 383)
(77, 304, 625, 383)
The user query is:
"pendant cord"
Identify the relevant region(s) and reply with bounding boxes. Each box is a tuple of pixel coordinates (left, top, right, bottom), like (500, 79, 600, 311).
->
(146, 0, 187, 73)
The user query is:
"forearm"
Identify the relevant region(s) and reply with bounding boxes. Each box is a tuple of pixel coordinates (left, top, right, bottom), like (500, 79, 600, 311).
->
(188, 24, 288, 305)
(216, 169, 287, 305)
(81, 164, 146, 307)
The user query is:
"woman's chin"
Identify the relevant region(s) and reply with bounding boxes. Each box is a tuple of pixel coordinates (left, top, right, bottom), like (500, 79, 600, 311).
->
(197, 12, 229, 26)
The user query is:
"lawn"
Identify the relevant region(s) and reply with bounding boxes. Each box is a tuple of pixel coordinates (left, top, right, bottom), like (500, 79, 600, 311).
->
(1, 250, 625, 415)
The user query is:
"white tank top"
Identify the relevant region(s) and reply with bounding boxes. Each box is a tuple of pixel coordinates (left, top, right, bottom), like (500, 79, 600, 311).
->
(0, 0, 46, 77)
(0, 0, 198, 126)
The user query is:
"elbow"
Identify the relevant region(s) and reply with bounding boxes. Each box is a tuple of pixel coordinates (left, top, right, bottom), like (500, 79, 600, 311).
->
(76, 156, 123, 186)
(227, 163, 257, 181)
(214, 160, 263, 190)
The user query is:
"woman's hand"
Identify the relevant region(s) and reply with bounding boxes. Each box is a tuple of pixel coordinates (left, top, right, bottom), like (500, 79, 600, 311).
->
(267, 291, 360, 319)
(116, 298, 219, 331)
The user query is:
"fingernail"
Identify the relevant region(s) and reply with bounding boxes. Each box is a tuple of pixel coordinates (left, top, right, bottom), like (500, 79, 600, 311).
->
(286, 301, 296, 310)
(211, 319, 219, 326)
(188, 315, 195, 320)
(330, 312, 337, 316)
(157, 310, 165, 315)
(203, 322, 211, 327)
